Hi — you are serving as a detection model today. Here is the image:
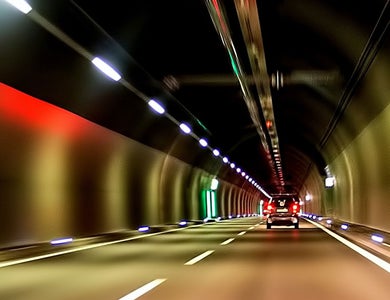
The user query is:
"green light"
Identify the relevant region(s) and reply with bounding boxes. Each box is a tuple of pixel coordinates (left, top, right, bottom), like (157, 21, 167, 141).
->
(228, 52, 239, 76)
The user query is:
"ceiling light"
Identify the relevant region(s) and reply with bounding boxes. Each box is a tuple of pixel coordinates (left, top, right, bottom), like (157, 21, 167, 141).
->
(179, 123, 191, 134)
(213, 149, 220, 156)
(199, 138, 208, 147)
(230, 163, 235, 168)
(223, 157, 229, 163)
(148, 99, 165, 114)
(5, 0, 32, 14)
(92, 57, 121, 81)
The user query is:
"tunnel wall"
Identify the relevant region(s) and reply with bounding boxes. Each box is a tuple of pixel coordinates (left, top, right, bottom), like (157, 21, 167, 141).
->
(328, 102, 390, 231)
(0, 83, 260, 249)
(304, 38, 390, 232)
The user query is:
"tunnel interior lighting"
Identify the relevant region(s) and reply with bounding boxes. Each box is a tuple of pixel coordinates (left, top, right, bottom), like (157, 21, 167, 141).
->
(371, 235, 384, 243)
(178, 221, 187, 226)
(325, 176, 335, 187)
(91, 57, 121, 81)
(210, 178, 219, 190)
(341, 224, 349, 230)
(212, 149, 220, 156)
(223, 157, 228, 163)
(50, 237, 73, 245)
(179, 123, 191, 134)
(138, 226, 150, 232)
(199, 138, 208, 147)
(6, 0, 32, 14)
(326, 219, 332, 224)
(148, 99, 165, 114)
(230, 163, 235, 168)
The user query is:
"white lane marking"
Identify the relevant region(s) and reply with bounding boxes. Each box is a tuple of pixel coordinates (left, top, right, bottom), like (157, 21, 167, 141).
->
(220, 238, 235, 245)
(119, 279, 166, 300)
(237, 231, 246, 236)
(383, 243, 390, 248)
(308, 219, 390, 273)
(0, 224, 205, 268)
(249, 226, 255, 230)
(184, 250, 214, 265)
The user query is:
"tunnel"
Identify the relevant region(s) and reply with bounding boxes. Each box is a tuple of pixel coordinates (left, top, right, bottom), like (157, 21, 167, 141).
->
(0, 0, 389, 299)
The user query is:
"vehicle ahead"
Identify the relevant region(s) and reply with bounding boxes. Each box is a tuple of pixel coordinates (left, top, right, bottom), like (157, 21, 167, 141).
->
(266, 195, 300, 229)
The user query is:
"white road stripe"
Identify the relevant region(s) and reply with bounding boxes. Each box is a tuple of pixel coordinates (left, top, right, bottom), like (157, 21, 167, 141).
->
(308, 219, 390, 273)
(220, 238, 235, 245)
(119, 279, 166, 300)
(383, 242, 390, 248)
(249, 226, 255, 230)
(0, 224, 204, 268)
(184, 250, 214, 265)
(237, 231, 246, 236)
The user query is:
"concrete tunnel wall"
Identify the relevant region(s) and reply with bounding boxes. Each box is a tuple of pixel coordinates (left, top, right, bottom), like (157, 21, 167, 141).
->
(0, 83, 260, 249)
(301, 36, 390, 232)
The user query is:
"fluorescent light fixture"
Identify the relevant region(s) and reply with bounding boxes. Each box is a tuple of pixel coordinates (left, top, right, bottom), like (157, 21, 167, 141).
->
(241, 172, 246, 177)
(6, 0, 32, 14)
(223, 157, 229, 163)
(50, 237, 73, 245)
(230, 163, 235, 168)
(148, 99, 165, 114)
(179, 123, 191, 134)
(212, 149, 220, 156)
(236, 167, 241, 173)
(91, 57, 121, 81)
(199, 138, 208, 147)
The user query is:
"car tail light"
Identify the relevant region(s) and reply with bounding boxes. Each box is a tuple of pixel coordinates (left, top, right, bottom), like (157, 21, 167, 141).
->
(292, 203, 299, 213)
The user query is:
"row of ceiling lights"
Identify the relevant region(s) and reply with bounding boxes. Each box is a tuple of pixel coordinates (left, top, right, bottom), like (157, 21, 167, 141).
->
(206, 0, 285, 190)
(4, 0, 271, 198)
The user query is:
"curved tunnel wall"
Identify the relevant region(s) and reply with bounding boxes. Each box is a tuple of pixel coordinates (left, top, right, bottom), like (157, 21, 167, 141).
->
(0, 83, 261, 249)
(302, 36, 390, 232)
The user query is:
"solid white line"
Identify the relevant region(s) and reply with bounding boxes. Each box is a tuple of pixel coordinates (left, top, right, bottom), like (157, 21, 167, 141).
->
(220, 238, 235, 245)
(184, 250, 214, 265)
(0, 224, 205, 268)
(237, 231, 246, 236)
(383, 242, 390, 248)
(307, 219, 390, 273)
(119, 279, 166, 300)
(249, 226, 255, 230)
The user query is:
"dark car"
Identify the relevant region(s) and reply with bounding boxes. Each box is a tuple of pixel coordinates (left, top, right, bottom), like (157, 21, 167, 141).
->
(266, 195, 300, 229)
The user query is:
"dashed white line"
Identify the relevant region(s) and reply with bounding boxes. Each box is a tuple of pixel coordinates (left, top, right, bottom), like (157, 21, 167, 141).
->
(184, 250, 214, 265)
(220, 238, 235, 245)
(383, 242, 390, 248)
(237, 231, 246, 236)
(119, 278, 166, 300)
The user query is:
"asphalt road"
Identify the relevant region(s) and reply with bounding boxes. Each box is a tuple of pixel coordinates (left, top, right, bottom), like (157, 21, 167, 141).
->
(1, 217, 390, 300)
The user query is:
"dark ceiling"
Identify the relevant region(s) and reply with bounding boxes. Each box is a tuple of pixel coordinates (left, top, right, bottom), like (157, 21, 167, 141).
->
(0, 0, 388, 195)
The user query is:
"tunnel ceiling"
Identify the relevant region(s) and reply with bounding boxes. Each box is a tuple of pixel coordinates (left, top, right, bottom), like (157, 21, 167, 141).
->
(0, 0, 388, 195)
